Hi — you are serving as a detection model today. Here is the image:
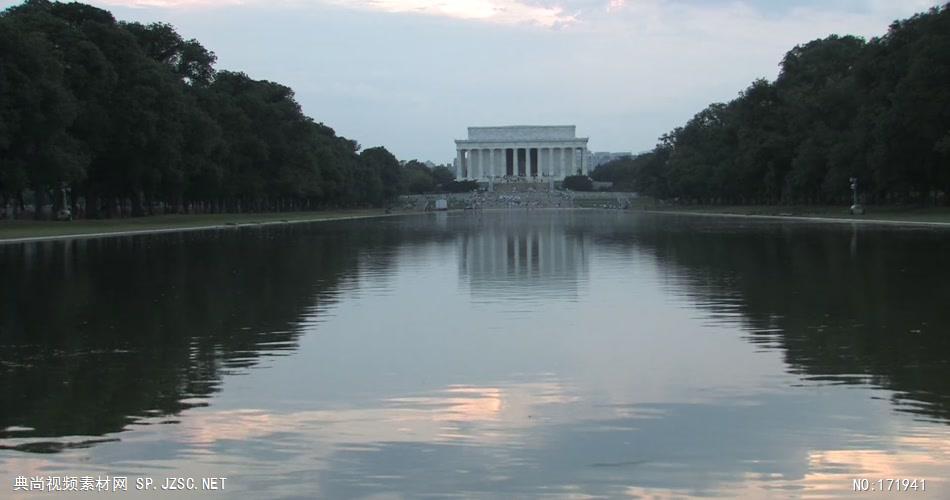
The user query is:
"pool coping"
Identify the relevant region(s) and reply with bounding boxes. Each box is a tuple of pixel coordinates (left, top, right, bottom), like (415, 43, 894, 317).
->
(641, 209, 950, 228)
(0, 212, 422, 244)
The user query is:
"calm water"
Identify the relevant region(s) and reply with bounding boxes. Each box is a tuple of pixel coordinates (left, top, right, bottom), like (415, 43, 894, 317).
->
(2, 211, 950, 499)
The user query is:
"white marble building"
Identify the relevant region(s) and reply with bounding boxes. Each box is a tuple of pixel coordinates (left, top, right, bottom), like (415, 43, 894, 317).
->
(454, 126, 589, 181)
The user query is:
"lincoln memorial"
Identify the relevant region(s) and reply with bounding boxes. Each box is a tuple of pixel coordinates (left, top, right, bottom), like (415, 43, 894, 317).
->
(455, 126, 590, 182)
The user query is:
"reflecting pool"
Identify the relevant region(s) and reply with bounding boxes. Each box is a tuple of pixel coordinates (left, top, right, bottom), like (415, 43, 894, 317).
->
(2, 211, 949, 498)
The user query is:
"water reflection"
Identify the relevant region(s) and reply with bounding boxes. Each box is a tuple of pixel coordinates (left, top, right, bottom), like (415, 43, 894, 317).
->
(586, 213, 950, 422)
(2, 212, 950, 498)
(458, 212, 589, 301)
(0, 220, 446, 447)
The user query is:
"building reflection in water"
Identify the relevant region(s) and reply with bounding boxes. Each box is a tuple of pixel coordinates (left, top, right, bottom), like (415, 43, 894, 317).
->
(456, 212, 589, 300)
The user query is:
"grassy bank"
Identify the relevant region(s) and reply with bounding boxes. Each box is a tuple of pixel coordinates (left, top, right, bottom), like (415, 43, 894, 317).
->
(0, 210, 398, 242)
(642, 204, 950, 224)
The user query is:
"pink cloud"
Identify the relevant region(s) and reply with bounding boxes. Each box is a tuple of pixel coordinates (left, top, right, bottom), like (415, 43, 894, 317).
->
(340, 0, 577, 27)
(91, 0, 577, 27)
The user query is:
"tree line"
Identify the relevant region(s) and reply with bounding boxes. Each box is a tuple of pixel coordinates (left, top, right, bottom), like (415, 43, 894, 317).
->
(0, 0, 433, 219)
(594, 4, 950, 205)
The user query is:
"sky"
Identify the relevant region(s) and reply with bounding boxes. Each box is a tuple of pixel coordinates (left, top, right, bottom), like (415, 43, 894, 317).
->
(1, 0, 942, 162)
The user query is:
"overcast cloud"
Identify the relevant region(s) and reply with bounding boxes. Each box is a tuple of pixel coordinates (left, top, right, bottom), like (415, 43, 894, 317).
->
(2, 0, 941, 162)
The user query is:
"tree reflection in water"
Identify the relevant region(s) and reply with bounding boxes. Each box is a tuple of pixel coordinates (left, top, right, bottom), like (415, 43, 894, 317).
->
(0, 219, 452, 447)
(587, 213, 950, 422)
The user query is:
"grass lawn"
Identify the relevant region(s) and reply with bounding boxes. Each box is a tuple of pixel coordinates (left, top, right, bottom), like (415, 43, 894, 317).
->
(642, 204, 950, 224)
(0, 209, 395, 241)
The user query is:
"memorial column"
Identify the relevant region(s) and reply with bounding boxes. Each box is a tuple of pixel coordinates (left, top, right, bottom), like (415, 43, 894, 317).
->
(525, 147, 531, 178)
(567, 148, 575, 176)
(481, 149, 486, 179)
(559, 147, 567, 179)
(548, 148, 554, 178)
(480, 148, 486, 179)
(524, 145, 530, 178)
(582, 148, 589, 176)
(490, 148, 496, 178)
(470, 149, 478, 180)
(493, 148, 499, 178)
(547, 148, 554, 178)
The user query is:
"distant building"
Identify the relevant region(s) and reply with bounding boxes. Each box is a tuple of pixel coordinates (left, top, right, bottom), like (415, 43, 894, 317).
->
(589, 151, 632, 169)
(454, 126, 590, 181)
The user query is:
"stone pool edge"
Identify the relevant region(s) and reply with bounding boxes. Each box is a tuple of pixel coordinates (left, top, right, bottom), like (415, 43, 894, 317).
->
(0, 211, 427, 244)
(643, 209, 950, 228)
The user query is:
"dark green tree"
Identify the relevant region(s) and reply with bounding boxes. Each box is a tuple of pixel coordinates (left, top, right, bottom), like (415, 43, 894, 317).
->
(0, 0, 407, 219)
(431, 165, 455, 186)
